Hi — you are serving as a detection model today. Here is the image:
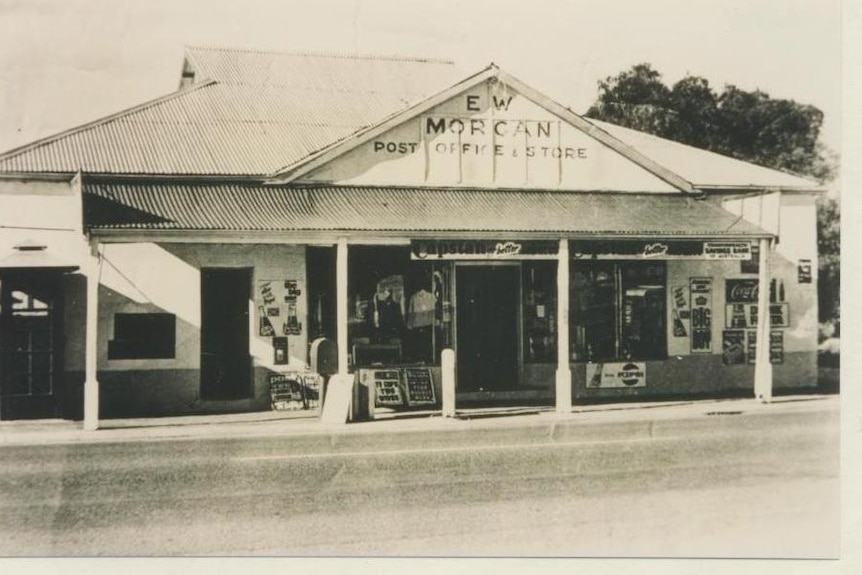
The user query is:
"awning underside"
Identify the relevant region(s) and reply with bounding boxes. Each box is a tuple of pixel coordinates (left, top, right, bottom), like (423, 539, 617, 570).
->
(83, 183, 770, 237)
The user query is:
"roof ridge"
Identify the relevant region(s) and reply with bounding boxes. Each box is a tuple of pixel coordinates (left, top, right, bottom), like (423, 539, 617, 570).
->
(185, 44, 455, 65)
(0, 80, 217, 162)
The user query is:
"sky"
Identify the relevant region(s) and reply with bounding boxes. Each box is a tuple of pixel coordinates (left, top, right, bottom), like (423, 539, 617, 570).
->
(0, 0, 845, 155)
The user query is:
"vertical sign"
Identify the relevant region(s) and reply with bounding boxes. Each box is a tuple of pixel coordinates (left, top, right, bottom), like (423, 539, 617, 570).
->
(747, 331, 758, 365)
(740, 242, 760, 274)
(770, 331, 785, 364)
(797, 259, 812, 283)
(690, 278, 712, 353)
(671, 285, 690, 337)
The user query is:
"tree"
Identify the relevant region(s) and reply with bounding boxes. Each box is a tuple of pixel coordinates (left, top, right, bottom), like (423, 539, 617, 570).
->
(586, 63, 840, 325)
(585, 63, 835, 181)
(585, 63, 675, 137)
(817, 195, 840, 325)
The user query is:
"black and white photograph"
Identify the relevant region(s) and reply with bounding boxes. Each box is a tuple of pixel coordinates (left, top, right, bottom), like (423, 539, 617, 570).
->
(0, 0, 855, 570)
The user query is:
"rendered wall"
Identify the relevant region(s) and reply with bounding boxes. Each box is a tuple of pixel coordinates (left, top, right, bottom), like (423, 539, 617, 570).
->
(89, 242, 309, 418)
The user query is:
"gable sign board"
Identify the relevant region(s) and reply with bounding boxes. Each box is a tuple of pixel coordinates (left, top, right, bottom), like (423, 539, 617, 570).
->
(301, 83, 678, 192)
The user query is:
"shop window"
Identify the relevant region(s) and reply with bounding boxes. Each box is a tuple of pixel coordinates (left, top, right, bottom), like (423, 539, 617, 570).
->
(307, 246, 337, 341)
(108, 313, 176, 360)
(523, 262, 557, 362)
(571, 261, 667, 362)
(348, 246, 452, 368)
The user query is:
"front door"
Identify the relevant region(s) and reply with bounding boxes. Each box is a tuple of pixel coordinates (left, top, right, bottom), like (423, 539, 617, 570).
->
(0, 275, 65, 419)
(200, 268, 252, 400)
(456, 265, 519, 391)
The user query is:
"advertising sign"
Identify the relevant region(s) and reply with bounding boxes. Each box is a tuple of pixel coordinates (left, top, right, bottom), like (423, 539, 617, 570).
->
(411, 239, 557, 260)
(671, 285, 690, 337)
(586, 362, 646, 388)
(770, 331, 785, 364)
(703, 242, 752, 260)
(690, 278, 713, 353)
(403, 367, 436, 406)
(746, 331, 785, 365)
(741, 242, 760, 274)
(798, 259, 813, 283)
(570, 240, 753, 260)
(725, 303, 789, 329)
(722, 330, 746, 365)
(726, 279, 759, 304)
(257, 279, 303, 337)
(269, 372, 321, 411)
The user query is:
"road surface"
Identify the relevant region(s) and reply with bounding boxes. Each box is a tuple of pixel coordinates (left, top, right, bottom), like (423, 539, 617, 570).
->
(0, 403, 840, 557)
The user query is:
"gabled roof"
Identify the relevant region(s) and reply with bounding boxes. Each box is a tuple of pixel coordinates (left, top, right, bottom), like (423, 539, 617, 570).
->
(267, 66, 697, 193)
(0, 47, 460, 176)
(0, 46, 826, 193)
(182, 45, 458, 93)
(84, 182, 770, 238)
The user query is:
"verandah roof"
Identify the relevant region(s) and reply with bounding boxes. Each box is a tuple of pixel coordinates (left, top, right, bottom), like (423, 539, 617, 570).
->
(83, 182, 770, 238)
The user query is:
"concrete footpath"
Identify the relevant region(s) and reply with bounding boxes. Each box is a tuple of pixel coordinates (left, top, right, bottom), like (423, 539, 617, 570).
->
(0, 394, 839, 447)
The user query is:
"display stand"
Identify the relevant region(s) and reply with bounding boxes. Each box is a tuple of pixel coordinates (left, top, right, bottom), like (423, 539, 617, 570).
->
(268, 371, 322, 412)
(360, 366, 437, 419)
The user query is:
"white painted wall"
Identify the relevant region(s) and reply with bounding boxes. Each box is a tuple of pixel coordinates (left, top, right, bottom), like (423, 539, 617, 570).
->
(96, 243, 309, 373)
(0, 178, 88, 267)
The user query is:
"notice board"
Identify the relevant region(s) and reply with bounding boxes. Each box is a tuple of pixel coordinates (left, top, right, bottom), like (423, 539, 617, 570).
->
(403, 367, 436, 406)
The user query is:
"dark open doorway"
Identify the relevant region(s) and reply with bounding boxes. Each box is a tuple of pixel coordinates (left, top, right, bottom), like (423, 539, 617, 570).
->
(455, 265, 520, 391)
(0, 274, 65, 419)
(200, 268, 252, 400)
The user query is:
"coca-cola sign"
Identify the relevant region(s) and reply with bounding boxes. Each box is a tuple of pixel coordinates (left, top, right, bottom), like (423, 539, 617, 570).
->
(726, 279, 759, 303)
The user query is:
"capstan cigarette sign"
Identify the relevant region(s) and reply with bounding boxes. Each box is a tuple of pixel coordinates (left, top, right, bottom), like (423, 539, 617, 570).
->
(410, 239, 558, 260)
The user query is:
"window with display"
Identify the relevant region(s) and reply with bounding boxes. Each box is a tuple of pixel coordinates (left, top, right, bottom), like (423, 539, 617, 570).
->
(571, 261, 667, 362)
(348, 246, 452, 368)
(522, 262, 557, 362)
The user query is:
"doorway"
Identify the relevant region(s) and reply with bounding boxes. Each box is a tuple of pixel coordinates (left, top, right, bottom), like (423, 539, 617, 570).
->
(200, 268, 252, 400)
(455, 265, 520, 391)
(0, 275, 65, 419)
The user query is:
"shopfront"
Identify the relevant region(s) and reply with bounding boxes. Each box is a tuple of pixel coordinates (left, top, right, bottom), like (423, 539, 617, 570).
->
(300, 231, 792, 416)
(0, 47, 823, 426)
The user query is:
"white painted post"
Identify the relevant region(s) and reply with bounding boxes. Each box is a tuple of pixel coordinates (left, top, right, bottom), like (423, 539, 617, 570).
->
(441, 348, 456, 417)
(555, 238, 572, 415)
(336, 238, 349, 376)
(83, 243, 101, 431)
(754, 237, 773, 402)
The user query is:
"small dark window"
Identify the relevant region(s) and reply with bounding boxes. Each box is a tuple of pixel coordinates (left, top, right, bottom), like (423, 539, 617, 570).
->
(108, 313, 176, 360)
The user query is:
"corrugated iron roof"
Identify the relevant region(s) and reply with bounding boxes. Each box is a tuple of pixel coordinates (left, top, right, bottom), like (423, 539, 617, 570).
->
(0, 47, 824, 192)
(84, 183, 769, 237)
(0, 49, 460, 176)
(184, 46, 459, 94)
(586, 119, 820, 190)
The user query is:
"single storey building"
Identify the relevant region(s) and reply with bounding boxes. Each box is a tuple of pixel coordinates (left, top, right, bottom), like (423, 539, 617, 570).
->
(0, 47, 823, 427)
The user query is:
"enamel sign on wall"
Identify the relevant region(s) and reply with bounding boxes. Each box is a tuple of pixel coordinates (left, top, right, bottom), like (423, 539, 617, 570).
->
(586, 362, 647, 388)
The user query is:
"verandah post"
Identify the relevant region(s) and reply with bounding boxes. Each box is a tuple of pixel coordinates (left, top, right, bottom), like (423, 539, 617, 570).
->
(555, 238, 572, 414)
(754, 237, 773, 402)
(83, 241, 101, 431)
(336, 237, 349, 376)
